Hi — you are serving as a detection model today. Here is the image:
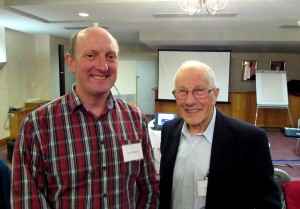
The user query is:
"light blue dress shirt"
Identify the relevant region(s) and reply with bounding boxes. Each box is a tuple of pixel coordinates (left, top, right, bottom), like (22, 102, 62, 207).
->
(171, 107, 216, 209)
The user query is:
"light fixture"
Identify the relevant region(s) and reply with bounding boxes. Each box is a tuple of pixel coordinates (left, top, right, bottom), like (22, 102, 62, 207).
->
(178, 0, 228, 15)
(78, 12, 89, 17)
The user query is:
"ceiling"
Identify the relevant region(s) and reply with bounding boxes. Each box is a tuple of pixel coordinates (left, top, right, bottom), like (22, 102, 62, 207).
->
(1, 0, 300, 52)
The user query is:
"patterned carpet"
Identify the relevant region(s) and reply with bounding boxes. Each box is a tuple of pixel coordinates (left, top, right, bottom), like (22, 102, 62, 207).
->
(267, 129, 300, 180)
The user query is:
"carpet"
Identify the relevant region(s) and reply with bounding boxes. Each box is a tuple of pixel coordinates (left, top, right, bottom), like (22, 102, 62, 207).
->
(267, 130, 300, 179)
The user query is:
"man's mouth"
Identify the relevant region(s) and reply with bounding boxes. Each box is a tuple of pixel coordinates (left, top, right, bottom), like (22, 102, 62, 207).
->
(92, 75, 108, 80)
(186, 109, 199, 113)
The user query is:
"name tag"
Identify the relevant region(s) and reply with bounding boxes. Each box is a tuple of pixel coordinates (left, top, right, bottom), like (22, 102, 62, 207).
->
(197, 180, 208, 197)
(122, 142, 144, 162)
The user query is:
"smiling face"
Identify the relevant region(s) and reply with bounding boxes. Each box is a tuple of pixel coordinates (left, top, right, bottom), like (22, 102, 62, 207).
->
(174, 61, 219, 134)
(65, 27, 119, 101)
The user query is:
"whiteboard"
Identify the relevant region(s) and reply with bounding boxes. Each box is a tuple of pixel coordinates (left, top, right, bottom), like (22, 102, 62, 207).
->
(255, 70, 288, 107)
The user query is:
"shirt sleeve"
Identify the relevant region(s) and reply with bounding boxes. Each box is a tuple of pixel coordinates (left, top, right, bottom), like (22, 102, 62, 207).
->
(11, 114, 51, 209)
(136, 115, 159, 209)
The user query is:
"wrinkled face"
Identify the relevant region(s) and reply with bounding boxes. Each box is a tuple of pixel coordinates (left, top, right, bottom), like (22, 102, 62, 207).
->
(66, 27, 119, 98)
(174, 66, 219, 132)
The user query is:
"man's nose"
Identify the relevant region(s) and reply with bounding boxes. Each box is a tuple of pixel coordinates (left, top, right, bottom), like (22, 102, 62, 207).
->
(185, 91, 197, 104)
(96, 56, 108, 71)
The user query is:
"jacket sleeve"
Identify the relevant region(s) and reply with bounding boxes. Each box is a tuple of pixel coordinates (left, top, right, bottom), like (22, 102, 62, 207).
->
(251, 129, 282, 209)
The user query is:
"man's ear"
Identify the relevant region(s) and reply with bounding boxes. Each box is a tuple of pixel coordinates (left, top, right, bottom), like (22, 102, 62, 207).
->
(214, 88, 220, 97)
(212, 88, 220, 105)
(65, 53, 76, 73)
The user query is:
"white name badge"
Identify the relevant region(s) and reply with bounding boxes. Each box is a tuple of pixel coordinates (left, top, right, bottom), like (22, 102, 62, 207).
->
(122, 142, 144, 162)
(197, 180, 208, 197)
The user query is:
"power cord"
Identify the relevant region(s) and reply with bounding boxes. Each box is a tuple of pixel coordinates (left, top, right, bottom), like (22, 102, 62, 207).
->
(4, 113, 13, 130)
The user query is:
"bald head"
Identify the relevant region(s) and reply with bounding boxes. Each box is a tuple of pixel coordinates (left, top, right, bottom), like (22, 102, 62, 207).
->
(174, 60, 218, 89)
(68, 26, 119, 59)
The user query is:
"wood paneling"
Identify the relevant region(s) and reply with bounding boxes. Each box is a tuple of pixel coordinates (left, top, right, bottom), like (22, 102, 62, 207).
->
(9, 100, 50, 138)
(9, 108, 35, 138)
(155, 91, 300, 128)
(0, 137, 10, 149)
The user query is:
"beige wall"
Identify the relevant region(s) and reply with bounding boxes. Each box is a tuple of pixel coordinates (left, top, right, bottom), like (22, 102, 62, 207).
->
(230, 52, 300, 91)
(0, 28, 300, 140)
(0, 28, 69, 139)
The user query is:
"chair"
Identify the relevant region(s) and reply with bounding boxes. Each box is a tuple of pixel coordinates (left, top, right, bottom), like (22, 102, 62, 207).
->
(296, 118, 300, 156)
(273, 168, 291, 208)
(273, 168, 291, 197)
(282, 181, 300, 209)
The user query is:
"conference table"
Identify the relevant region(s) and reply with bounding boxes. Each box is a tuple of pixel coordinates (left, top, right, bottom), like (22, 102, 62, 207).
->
(148, 119, 161, 175)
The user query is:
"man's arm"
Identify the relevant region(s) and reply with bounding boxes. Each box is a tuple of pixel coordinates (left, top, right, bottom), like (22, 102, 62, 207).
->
(136, 117, 159, 209)
(11, 115, 51, 209)
(252, 129, 282, 209)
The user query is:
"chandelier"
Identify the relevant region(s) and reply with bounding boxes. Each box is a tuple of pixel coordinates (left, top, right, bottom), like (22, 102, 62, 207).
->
(178, 0, 228, 15)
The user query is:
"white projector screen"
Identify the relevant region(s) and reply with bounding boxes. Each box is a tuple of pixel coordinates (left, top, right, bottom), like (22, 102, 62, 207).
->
(158, 50, 231, 102)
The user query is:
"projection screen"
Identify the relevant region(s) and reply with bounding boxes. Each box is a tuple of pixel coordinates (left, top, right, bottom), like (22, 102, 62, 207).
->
(158, 50, 231, 103)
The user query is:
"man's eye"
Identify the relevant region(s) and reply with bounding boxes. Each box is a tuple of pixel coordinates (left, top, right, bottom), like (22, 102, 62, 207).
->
(86, 54, 95, 60)
(194, 89, 204, 94)
(106, 54, 117, 61)
(177, 90, 187, 94)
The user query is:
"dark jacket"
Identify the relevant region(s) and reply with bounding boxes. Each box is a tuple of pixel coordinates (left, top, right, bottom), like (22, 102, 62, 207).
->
(159, 109, 281, 209)
(0, 159, 11, 209)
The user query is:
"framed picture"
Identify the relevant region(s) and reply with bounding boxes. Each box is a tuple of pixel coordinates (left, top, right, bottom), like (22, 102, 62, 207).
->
(270, 61, 285, 71)
(242, 60, 257, 81)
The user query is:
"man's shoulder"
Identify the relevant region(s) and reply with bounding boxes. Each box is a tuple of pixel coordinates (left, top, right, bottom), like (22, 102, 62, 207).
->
(28, 94, 69, 118)
(217, 110, 255, 127)
(114, 98, 145, 120)
(216, 110, 265, 135)
(115, 99, 140, 112)
(163, 117, 183, 130)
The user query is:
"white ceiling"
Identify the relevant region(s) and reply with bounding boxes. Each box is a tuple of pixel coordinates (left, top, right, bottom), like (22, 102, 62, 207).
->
(1, 0, 300, 52)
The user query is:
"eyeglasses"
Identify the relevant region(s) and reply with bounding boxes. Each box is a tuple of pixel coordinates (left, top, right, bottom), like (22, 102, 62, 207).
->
(172, 88, 215, 100)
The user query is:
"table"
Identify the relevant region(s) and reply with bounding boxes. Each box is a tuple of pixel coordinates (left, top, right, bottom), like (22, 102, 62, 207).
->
(148, 119, 161, 175)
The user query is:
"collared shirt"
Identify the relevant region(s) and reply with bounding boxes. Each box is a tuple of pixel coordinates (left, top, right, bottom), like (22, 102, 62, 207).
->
(171, 107, 216, 209)
(11, 86, 159, 209)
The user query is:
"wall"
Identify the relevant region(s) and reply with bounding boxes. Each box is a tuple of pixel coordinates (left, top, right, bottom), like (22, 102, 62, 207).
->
(33, 35, 51, 100)
(0, 28, 69, 139)
(118, 44, 158, 115)
(0, 29, 37, 139)
(230, 52, 300, 91)
(6, 29, 36, 107)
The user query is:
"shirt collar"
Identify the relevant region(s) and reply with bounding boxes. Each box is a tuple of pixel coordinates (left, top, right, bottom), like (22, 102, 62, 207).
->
(182, 107, 216, 144)
(68, 83, 115, 112)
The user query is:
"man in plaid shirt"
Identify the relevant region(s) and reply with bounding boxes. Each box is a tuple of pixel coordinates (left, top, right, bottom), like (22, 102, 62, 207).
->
(11, 26, 159, 209)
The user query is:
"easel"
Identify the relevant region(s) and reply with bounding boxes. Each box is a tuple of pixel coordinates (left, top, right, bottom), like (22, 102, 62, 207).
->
(254, 105, 294, 127)
(255, 70, 293, 127)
